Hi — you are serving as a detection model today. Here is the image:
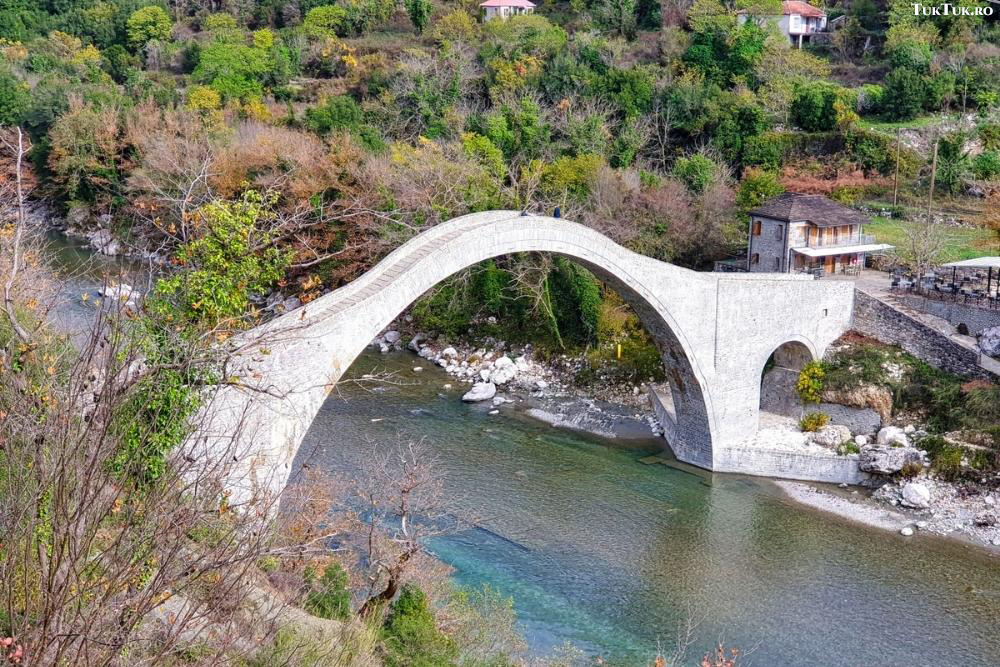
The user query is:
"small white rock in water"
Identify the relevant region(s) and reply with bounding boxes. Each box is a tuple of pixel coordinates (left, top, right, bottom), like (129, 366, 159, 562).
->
(915, 521, 928, 530)
(412, 366, 423, 372)
(462, 382, 497, 402)
(900, 526, 914, 537)
(488, 409, 499, 415)
(838, 483, 848, 488)
(443, 384, 452, 389)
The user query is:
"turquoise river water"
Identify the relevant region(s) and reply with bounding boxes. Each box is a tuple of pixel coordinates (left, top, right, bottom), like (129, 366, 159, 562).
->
(294, 349, 1000, 667)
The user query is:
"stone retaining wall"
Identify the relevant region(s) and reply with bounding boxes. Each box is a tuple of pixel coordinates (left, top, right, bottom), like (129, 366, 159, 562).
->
(898, 294, 1000, 336)
(852, 291, 994, 379)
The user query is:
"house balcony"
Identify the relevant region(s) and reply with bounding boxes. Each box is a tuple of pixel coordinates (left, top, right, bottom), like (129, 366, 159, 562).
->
(805, 234, 876, 249)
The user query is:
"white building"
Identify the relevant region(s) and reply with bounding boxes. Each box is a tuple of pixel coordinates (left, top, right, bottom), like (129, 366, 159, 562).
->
(738, 1, 828, 48)
(480, 0, 536, 21)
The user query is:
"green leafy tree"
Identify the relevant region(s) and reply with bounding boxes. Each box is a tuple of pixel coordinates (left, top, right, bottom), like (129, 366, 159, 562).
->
(405, 0, 431, 34)
(193, 40, 271, 101)
(381, 585, 458, 667)
(790, 82, 841, 132)
(0, 71, 30, 125)
(596, 0, 637, 40)
(934, 132, 971, 195)
(149, 191, 290, 327)
(303, 4, 348, 37)
(882, 67, 926, 120)
(126, 5, 171, 49)
(736, 167, 784, 214)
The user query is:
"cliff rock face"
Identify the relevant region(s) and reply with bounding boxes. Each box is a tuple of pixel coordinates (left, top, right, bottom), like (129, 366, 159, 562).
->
(822, 385, 893, 424)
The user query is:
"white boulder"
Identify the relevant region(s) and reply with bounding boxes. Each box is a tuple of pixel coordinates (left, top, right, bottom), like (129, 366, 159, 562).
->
(901, 482, 931, 509)
(383, 330, 401, 344)
(441, 347, 458, 358)
(462, 382, 496, 402)
(979, 326, 1000, 357)
(859, 444, 922, 474)
(808, 424, 852, 449)
(854, 434, 868, 447)
(877, 426, 909, 448)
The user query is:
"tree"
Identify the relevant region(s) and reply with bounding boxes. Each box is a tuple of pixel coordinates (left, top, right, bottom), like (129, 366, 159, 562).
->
(126, 5, 171, 49)
(736, 167, 783, 214)
(303, 4, 348, 37)
(46, 99, 120, 202)
(790, 82, 842, 132)
(0, 71, 29, 126)
(596, 0, 638, 40)
(381, 585, 458, 667)
(304, 562, 352, 620)
(193, 40, 270, 100)
(882, 67, 926, 120)
(149, 190, 290, 327)
(405, 0, 431, 34)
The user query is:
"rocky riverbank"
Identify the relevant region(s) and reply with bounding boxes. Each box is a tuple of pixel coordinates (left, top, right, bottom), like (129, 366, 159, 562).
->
(777, 467, 1000, 551)
(369, 326, 664, 441)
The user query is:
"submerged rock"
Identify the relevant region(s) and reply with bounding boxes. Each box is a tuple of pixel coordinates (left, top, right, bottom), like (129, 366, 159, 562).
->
(462, 382, 496, 402)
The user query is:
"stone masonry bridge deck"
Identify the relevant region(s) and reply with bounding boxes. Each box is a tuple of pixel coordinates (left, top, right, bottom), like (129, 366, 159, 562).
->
(189, 211, 857, 503)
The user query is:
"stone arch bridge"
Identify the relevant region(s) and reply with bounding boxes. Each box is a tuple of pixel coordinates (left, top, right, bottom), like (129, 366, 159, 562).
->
(191, 211, 857, 502)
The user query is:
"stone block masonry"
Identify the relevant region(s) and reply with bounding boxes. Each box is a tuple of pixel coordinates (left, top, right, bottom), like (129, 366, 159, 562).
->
(898, 294, 1000, 336)
(852, 291, 996, 380)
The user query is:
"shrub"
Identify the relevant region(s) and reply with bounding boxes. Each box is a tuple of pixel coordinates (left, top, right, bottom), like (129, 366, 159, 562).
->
(836, 440, 860, 456)
(799, 412, 830, 432)
(796, 361, 825, 403)
(432, 10, 478, 44)
(193, 41, 270, 101)
(185, 84, 221, 113)
(126, 6, 171, 49)
(973, 151, 1000, 180)
(672, 154, 715, 193)
(381, 585, 458, 667)
(304, 563, 351, 620)
(900, 460, 924, 478)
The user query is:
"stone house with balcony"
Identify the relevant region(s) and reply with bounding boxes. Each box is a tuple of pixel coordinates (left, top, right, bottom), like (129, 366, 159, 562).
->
(745, 193, 893, 276)
(737, 1, 827, 48)
(480, 0, 535, 20)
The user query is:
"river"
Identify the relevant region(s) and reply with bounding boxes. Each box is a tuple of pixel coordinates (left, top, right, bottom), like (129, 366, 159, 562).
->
(44, 237, 1000, 667)
(296, 349, 1000, 667)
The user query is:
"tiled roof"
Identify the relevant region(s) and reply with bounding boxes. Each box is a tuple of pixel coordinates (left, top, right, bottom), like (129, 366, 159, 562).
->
(781, 1, 826, 18)
(749, 193, 868, 228)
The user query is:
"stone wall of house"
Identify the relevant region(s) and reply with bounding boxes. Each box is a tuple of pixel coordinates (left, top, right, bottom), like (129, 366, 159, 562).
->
(748, 216, 787, 273)
(852, 291, 994, 379)
(898, 294, 1000, 336)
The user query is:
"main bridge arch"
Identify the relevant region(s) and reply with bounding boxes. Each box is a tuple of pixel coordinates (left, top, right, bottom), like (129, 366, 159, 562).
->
(190, 211, 856, 503)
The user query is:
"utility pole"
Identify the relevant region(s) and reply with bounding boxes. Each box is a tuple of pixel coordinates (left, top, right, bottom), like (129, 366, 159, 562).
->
(927, 137, 938, 221)
(892, 128, 901, 207)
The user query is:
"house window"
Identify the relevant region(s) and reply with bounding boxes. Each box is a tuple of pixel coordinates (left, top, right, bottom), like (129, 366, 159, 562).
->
(773, 256, 780, 270)
(751, 253, 760, 265)
(775, 225, 783, 240)
(751, 220, 761, 236)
